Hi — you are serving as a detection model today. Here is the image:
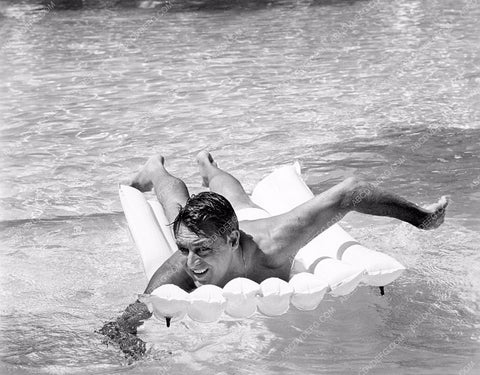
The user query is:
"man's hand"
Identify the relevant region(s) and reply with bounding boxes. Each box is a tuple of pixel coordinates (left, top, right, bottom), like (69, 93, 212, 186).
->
(96, 250, 194, 360)
(96, 300, 152, 362)
(119, 300, 153, 333)
(97, 320, 146, 362)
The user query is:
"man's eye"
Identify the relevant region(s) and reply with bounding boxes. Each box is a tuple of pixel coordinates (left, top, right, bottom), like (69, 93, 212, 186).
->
(178, 247, 188, 255)
(197, 248, 211, 256)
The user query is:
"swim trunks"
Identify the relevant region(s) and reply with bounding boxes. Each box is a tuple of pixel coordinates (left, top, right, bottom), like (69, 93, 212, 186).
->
(236, 207, 270, 221)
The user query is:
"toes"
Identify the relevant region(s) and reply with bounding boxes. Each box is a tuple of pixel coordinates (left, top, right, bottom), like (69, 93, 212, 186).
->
(120, 176, 133, 186)
(196, 150, 207, 163)
(147, 154, 165, 167)
(196, 150, 215, 166)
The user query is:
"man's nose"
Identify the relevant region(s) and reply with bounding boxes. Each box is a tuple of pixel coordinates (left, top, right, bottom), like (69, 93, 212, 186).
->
(187, 251, 201, 268)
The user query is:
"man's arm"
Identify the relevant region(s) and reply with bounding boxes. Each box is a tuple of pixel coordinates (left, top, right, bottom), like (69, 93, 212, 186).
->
(115, 250, 195, 330)
(112, 250, 195, 330)
(263, 177, 444, 267)
(97, 250, 195, 359)
(144, 250, 196, 294)
(262, 180, 349, 267)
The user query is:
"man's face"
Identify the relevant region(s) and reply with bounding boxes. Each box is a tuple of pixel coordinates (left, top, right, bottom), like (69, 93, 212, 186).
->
(175, 223, 237, 286)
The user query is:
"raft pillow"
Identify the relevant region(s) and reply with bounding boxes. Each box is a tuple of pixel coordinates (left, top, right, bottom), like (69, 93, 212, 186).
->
(289, 272, 329, 311)
(223, 278, 260, 318)
(138, 284, 190, 322)
(313, 258, 365, 297)
(187, 285, 226, 323)
(339, 244, 406, 286)
(257, 278, 294, 316)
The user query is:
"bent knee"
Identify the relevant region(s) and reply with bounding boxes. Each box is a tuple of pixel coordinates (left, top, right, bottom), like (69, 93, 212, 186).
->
(339, 176, 372, 209)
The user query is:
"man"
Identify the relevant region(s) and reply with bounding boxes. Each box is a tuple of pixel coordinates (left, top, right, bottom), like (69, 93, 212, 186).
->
(99, 151, 448, 357)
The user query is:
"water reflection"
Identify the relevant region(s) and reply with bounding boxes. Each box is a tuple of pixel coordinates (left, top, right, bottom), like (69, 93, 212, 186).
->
(33, 0, 369, 11)
(1, 0, 479, 372)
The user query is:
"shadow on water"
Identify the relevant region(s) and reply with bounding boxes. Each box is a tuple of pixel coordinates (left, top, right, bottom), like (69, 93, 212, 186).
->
(34, 0, 368, 11)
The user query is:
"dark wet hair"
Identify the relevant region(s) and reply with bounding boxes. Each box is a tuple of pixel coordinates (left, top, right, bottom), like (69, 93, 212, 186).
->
(172, 192, 239, 241)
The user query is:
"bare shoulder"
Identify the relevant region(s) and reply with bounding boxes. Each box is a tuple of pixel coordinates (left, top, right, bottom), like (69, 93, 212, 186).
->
(239, 219, 275, 253)
(239, 216, 296, 268)
(237, 220, 291, 279)
(240, 199, 330, 268)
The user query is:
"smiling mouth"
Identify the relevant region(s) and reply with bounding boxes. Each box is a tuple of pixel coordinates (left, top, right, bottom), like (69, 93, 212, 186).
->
(191, 268, 208, 277)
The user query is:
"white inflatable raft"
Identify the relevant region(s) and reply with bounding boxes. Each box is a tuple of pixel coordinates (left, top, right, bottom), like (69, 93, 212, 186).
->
(119, 162, 405, 324)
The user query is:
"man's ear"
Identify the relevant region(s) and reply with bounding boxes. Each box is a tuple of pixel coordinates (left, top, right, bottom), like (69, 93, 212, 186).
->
(228, 230, 240, 249)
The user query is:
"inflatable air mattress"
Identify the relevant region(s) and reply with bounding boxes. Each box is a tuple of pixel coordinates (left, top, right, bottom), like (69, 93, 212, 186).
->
(119, 162, 405, 324)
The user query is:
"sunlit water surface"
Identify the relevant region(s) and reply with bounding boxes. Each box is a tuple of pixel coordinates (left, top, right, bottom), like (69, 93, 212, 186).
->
(1, 0, 479, 374)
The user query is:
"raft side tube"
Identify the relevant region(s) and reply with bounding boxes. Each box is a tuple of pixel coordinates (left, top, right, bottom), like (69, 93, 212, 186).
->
(119, 185, 174, 280)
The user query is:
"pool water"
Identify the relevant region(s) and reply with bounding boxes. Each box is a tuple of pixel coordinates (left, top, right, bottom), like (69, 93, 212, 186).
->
(0, 0, 479, 374)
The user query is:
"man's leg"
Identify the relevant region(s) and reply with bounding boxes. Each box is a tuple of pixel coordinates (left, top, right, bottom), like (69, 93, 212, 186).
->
(196, 151, 261, 211)
(129, 155, 189, 222)
(102, 155, 190, 353)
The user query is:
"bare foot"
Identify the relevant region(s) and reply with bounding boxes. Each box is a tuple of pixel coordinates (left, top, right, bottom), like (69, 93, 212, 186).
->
(420, 196, 449, 230)
(128, 155, 165, 192)
(196, 150, 217, 187)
